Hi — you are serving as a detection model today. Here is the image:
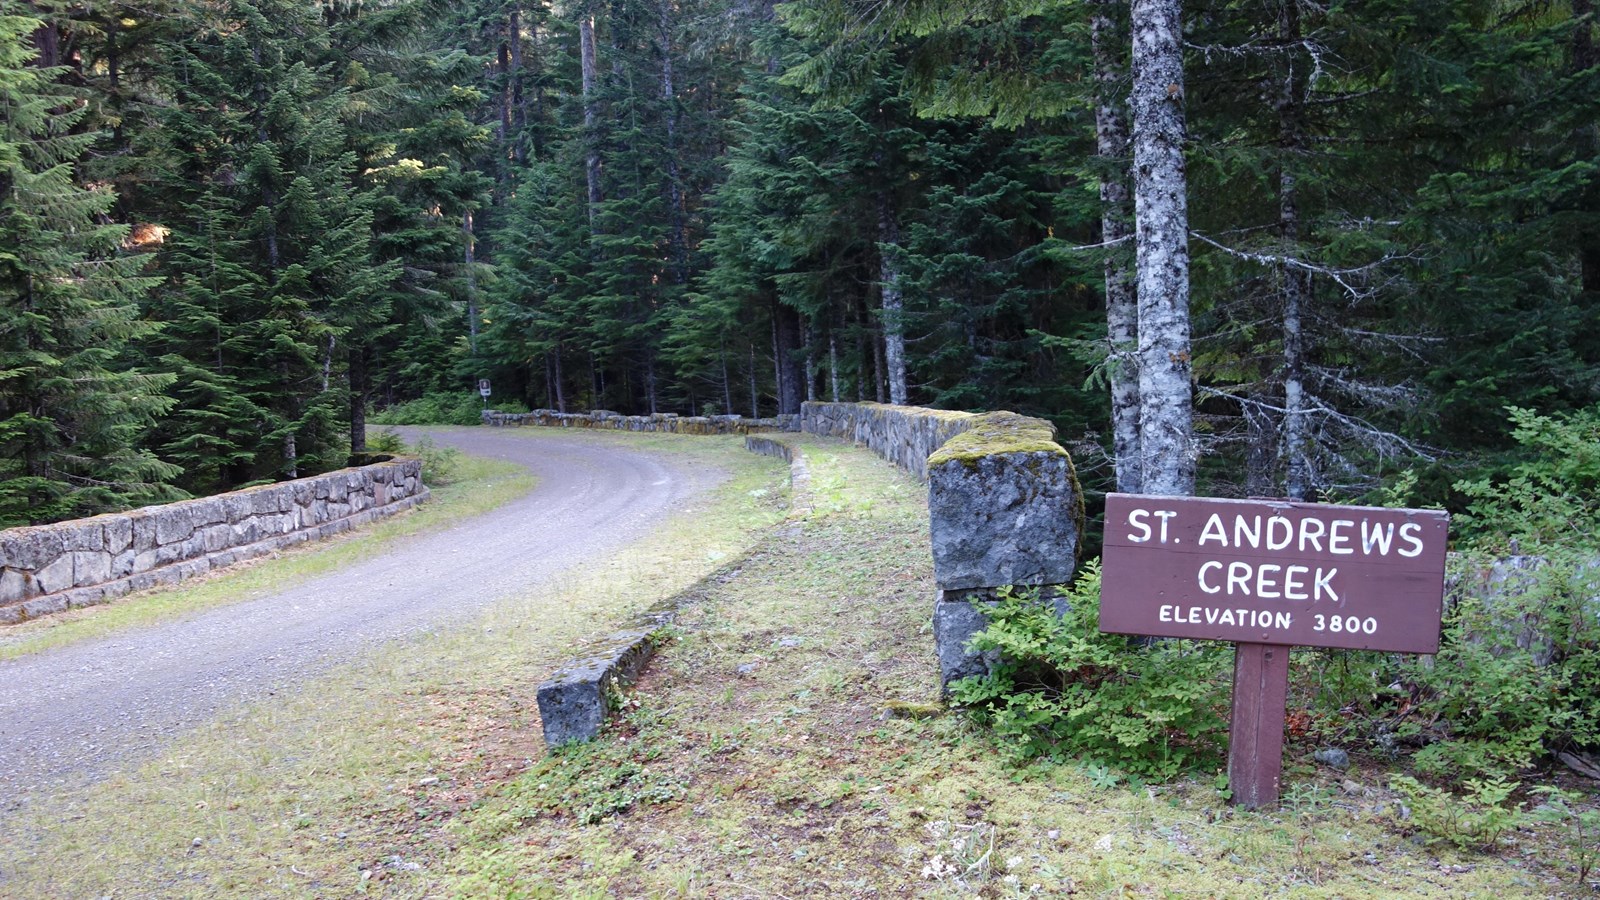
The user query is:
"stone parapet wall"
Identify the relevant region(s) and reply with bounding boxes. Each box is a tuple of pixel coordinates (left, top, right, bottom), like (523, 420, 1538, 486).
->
(799, 401, 979, 480)
(798, 401, 1083, 689)
(484, 409, 796, 435)
(0, 458, 427, 624)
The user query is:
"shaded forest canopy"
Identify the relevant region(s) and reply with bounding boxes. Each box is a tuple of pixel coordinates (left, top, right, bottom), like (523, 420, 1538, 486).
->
(2, 0, 1599, 527)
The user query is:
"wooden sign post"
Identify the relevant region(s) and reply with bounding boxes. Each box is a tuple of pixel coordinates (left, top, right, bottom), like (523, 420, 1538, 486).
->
(1099, 493, 1448, 809)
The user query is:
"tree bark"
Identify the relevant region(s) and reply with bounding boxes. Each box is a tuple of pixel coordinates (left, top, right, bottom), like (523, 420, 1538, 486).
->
(579, 14, 603, 227)
(829, 332, 840, 402)
(554, 344, 567, 412)
(658, 0, 688, 282)
(1130, 0, 1194, 496)
(774, 302, 805, 415)
(509, 3, 527, 164)
(1278, 0, 1311, 501)
(349, 343, 368, 453)
(463, 210, 480, 355)
(878, 193, 909, 405)
(1093, 0, 1142, 494)
(1573, 0, 1600, 297)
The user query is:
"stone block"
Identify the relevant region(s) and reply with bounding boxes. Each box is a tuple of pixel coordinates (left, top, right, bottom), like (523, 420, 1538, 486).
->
(132, 549, 159, 574)
(190, 500, 224, 527)
(112, 550, 136, 578)
(223, 494, 252, 524)
(104, 516, 133, 554)
(2, 528, 63, 570)
(33, 553, 76, 594)
(62, 522, 105, 552)
(933, 593, 1001, 690)
(1, 567, 29, 604)
(201, 523, 234, 553)
(180, 534, 206, 560)
(154, 505, 195, 544)
(327, 476, 348, 502)
(131, 513, 159, 551)
(72, 550, 111, 587)
(292, 480, 314, 505)
(21, 594, 67, 619)
(65, 584, 109, 609)
(927, 430, 1082, 591)
(128, 572, 156, 592)
(536, 628, 656, 747)
(250, 489, 280, 516)
(175, 559, 210, 580)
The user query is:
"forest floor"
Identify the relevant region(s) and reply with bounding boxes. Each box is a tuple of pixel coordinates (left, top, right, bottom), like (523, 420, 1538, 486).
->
(1, 430, 1594, 898)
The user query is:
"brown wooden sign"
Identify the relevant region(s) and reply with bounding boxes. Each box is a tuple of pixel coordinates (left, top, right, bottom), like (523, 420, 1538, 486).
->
(1099, 492, 1449, 810)
(1100, 493, 1449, 654)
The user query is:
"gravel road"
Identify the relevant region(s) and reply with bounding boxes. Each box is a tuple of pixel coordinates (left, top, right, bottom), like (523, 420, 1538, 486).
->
(0, 427, 724, 813)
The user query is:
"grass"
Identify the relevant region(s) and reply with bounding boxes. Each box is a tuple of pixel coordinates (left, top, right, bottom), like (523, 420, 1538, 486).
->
(0, 453, 536, 663)
(0, 430, 788, 898)
(438, 435, 1585, 899)
(1, 431, 1591, 898)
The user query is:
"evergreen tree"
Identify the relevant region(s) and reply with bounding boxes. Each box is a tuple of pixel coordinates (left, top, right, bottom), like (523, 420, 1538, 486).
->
(0, 4, 178, 526)
(141, 0, 394, 490)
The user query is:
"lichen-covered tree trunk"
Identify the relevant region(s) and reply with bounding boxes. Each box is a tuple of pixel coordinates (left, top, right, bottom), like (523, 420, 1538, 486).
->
(579, 14, 602, 227)
(1130, 0, 1194, 496)
(1093, 0, 1141, 494)
(1278, 1, 1311, 501)
(878, 192, 908, 406)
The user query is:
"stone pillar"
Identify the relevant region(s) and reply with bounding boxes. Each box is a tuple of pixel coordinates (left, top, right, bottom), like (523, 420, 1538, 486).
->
(926, 412, 1083, 691)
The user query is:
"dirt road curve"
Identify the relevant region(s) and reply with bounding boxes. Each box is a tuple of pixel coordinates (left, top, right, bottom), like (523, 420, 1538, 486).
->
(0, 427, 723, 812)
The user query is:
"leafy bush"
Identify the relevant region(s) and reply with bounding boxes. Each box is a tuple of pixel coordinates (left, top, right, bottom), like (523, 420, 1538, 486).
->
(367, 429, 463, 485)
(1384, 407, 1600, 779)
(948, 562, 1231, 780)
(1391, 774, 1524, 851)
(1394, 552, 1600, 779)
(369, 391, 529, 426)
(1453, 405, 1600, 551)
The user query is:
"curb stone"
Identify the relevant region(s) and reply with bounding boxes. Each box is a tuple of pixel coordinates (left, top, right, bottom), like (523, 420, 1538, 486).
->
(534, 435, 811, 749)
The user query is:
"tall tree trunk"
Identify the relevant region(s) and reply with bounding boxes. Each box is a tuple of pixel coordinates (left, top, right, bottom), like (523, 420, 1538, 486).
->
(349, 343, 368, 453)
(1278, 1, 1311, 501)
(721, 348, 734, 415)
(877, 193, 909, 405)
(749, 344, 760, 418)
(658, 0, 688, 282)
(1573, 0, 1600, 297)
(509, 3, 527, 164)
(1130, 0, 1194, 496)
(29, 18, 59, 68)
(579, 14, 603, 227)
(554, 344, 567, 412)
(829, 332, 840, 402)
(645, 353, 658, 414)
(1093, 0, 1141, 494)
(463, 210, 479, 355)
(873, 325, 887, 404)
(774, 302, 805, 415)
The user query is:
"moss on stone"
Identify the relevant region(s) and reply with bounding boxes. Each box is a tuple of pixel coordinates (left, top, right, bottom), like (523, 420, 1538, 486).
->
(926, 411, 1066, 469)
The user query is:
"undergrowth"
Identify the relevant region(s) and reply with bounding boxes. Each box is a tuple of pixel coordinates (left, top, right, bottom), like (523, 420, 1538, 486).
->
(948, 564, 1231, 780)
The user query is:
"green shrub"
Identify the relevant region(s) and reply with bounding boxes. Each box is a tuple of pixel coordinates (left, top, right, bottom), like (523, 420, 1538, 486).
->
(1391, 774, 1525, 851)
(948, 562, 1231, 780)
(1453, 404, 1600, 551)
(369, 391, 529, 426)
(368, 429, 464, 486)
(1396, 551, 1600, 779)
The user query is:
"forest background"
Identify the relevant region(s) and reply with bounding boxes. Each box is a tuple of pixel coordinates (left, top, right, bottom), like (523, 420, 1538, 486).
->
(3, 0, 1599, 530)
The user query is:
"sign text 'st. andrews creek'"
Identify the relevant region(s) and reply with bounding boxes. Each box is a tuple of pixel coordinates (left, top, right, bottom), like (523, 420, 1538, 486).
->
(1100, 494, 1450, 654)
